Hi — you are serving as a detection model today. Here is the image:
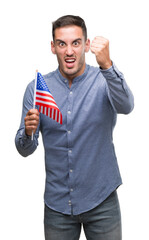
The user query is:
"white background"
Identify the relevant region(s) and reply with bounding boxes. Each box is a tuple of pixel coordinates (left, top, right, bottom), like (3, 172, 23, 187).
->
(0, 0, 149, 239)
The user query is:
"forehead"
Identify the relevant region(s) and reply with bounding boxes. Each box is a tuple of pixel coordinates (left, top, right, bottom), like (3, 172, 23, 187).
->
(54, 25, 84, 41)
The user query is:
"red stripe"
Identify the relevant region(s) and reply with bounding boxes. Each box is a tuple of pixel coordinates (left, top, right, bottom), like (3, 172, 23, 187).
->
(37, 104, 63, 125)
(36, 91, 54, 100)
(43, 107, 45, 115)
(56, 111, 59, 123)
(36, 97, 56, 104)
(53, 109, 56, 120)
(60, 113, 62, 124)
(35, 103, 59, 111)
(46, 107, 48, 116)
(50, 108, 52, 118)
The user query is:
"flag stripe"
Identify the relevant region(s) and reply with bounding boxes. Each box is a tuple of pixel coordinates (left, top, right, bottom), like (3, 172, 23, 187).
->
(36, 102, 59, 111)
(36, 105, 62, 120)
(53, 109, 56, 120)
(36, 95, 55, 102)
(50, 108, 52, 118)
(35, 100, 59, 109)
(35, 72, 62, 124)
(36, 97, 56, 105)
(36, 89, 54, 98)
(60, 113, 62, 124)
(57, 111, 59, 123)
(36, 92, 54, 100)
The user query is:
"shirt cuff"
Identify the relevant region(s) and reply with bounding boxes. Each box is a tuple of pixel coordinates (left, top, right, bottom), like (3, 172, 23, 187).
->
(100, 62, 123, 79)
(19, 128, 32, 147)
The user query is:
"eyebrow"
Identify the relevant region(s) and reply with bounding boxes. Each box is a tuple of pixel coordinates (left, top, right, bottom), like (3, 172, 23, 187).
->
(73, 38, 82, 42)
(55, 39, 65, 44)
(55, 38, 82, 43)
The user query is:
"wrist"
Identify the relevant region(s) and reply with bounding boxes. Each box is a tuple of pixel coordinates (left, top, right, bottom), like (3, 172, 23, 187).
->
(100, 60, 112, 70)
(25, 129, 32, 137)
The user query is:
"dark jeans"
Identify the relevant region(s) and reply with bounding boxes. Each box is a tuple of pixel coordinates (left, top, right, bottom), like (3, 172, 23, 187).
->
(44, 190, 122, 240)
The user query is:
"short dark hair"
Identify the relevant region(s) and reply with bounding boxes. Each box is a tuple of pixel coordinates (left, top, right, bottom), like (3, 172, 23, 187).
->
(52, 15, 87, 41)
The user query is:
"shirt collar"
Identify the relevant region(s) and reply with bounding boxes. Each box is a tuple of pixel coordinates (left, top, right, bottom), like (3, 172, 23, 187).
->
(56, 64, 89, 84)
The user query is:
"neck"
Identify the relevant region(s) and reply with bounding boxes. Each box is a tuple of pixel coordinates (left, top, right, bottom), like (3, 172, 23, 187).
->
(69, 80, 73, 88)
(59, 63, 86, 88)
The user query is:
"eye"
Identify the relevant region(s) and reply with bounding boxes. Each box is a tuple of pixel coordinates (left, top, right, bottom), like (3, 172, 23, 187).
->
(73, 41, 79, 46)
(59, 42, 66, 47)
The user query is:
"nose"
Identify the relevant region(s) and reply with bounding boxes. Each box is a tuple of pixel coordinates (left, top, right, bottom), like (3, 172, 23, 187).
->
(66, 44, 74, 56)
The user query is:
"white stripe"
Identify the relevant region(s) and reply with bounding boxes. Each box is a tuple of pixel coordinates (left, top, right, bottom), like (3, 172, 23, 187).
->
(55, 110, 57, 120)
(36, 93, 55, 102)
(36, 100, 58, 109)
(41, 106, 43, 113)
(36, 89, 53, 97)
(48, 108, 50, 117)
(44, 107, 47, 115)
(52, 109, 54, 118)
(58, 112, 60, 123)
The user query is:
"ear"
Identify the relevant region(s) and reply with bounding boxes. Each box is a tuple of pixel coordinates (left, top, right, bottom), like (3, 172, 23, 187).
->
(85, 39, 90, 53)
(51, 41, 56, 54)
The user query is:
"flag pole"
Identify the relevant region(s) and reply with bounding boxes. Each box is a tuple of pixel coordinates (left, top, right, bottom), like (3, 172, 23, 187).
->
(31, 69, 38, 140)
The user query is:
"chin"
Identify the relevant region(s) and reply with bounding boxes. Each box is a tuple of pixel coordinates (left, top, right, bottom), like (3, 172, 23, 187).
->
(63, 67, 77, 75)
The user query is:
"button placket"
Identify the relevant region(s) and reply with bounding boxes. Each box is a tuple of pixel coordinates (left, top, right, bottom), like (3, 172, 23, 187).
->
(67, 88, 74, 208)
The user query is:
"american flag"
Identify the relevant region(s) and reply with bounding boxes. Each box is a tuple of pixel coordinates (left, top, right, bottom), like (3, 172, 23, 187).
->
(35, 72, 62, 124)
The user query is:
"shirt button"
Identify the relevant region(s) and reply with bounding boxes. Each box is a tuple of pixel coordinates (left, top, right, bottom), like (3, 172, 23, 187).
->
(68, 111, 71, 114)
(64, 79, 67, 83)
(68, 130, 71, 134)
(70, 169, 73, 173)
(68, 150, 72, 154)
(70, 188, 73, 192)
(70, 91, 73, 95)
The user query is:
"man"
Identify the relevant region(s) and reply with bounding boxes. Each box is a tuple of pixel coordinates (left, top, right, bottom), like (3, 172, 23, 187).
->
(15, 15, 134, 240)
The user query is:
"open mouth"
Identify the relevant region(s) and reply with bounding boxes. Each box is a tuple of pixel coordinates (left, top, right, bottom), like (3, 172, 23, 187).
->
(65, 58, 76, 68)
(65, 58, 75, 63)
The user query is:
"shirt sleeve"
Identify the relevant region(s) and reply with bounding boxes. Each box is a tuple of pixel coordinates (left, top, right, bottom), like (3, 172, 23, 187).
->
(101, 62, 134, 114)
(15, 81, 40, 157)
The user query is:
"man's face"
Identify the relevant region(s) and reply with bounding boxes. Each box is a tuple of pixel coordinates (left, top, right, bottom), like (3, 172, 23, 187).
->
(51, 25, 90, 81)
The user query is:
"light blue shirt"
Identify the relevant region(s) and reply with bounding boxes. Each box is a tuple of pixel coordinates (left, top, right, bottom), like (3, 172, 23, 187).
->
(15, 63, 134, 215)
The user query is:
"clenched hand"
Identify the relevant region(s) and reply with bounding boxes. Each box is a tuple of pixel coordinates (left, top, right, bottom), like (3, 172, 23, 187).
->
(90, 36, 112, 69)
(24, 109, 39, 136)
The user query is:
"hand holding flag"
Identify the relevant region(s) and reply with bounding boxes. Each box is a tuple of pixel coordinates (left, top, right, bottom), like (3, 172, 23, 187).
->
(30, 70, 62, 140)
(25, 109, 39, 137)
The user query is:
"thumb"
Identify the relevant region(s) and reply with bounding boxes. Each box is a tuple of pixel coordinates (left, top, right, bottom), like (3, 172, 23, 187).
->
(90, 46, 96, 54)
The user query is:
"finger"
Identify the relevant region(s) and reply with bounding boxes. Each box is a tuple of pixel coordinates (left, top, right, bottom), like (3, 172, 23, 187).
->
(90, 46, 101, 55)
(90, 47, 96, 54)
(24, 117, 39, 128)
(93, 36, 108, 42)
(90, 44, 103, 51)
(91, 41, 108, 49)
(27, 109, 39, 116)
(92, 38, 109, 47)
(25, 118, 39, 135)
(25, 118, 39, 126)
(25, 109, 39, 122)
(92, 39, 104, 45)
(25, 125, 38, 135)
(25, 113, 39, 121)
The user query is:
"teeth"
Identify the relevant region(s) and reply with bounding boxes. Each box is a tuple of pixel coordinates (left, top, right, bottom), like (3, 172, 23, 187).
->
(66, 59, 75, 63)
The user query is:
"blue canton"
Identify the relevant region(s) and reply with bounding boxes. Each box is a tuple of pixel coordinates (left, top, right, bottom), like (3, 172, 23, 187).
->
(37, 72, 51, 93)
